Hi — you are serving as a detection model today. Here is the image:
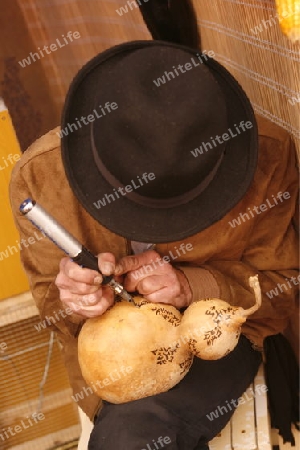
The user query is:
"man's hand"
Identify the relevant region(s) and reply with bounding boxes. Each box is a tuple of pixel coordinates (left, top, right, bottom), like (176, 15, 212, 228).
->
(115, 250, 192, 309)
(55, 250, 192, 317)
(55, 253, 117, 318)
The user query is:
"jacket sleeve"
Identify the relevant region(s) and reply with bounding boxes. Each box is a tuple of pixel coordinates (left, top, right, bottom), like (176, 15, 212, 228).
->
(178, 134, 299, 347)
(9, 155, 85, 339)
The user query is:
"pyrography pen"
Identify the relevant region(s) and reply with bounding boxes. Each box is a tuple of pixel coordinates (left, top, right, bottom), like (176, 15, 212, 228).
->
(19, 198, 135, 304)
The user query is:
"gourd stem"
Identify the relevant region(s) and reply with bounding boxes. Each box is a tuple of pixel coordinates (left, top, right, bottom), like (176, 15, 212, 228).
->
(242, 275, 262, 317)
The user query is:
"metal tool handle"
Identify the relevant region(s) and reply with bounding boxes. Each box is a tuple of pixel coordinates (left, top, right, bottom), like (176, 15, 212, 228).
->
(19, 198, 134, 303)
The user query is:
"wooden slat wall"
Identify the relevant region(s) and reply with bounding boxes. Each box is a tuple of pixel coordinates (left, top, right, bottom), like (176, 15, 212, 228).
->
(17, 0, 151, 109)
(0, 0, 59, 150)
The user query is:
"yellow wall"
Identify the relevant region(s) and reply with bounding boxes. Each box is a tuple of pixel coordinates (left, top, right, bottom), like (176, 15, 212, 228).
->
(0, 103, 29, 300)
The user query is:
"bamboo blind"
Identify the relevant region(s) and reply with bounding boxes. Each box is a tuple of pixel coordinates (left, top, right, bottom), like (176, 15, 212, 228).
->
(0, 294, 80, 449)
(193, 0, 300, 154)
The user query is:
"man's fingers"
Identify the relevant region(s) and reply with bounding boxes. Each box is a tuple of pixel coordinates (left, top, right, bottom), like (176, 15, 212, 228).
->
(59, 252, 117, 285)
(68, 301, 108, 318)
(114, 255, 141, 275)
(80, 295, 114, 315)
(60, 288, 114, 317)
(136, 275, 180, 298)
(55, 272, 101, 294)
(56, 254, 118, 319)
(97, 253, 116, 275)
(71, 295, 114, 317)
(115, 250, 161, 275)
(124, 273, 161, 293)
(60, 288, 103, 306)
(143, 286, 177, 304)
(60, 257, 102, 285)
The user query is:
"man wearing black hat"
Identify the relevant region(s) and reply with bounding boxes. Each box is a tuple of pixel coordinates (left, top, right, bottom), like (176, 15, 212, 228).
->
(10, 40, 299, 449)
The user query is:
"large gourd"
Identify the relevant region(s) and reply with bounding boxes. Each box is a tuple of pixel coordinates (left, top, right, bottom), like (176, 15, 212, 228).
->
(78, 298, 192, 403)
(78, 275, 261, 403)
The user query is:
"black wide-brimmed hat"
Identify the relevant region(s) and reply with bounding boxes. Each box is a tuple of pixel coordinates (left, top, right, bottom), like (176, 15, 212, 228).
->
(61, 40, 258, 243)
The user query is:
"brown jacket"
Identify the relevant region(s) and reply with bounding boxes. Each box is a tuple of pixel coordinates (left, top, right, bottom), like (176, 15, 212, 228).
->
(9, 115, 299, 420)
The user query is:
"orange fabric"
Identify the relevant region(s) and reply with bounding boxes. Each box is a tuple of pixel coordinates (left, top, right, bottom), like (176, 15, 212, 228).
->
(0, 106, 29, 299)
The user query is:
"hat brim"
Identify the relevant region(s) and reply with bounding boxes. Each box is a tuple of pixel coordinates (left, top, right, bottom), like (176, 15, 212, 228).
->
(61, 40, 258, 243)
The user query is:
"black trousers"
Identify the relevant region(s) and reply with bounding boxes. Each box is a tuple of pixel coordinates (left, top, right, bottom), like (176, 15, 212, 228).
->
(88, 336, 262, 450)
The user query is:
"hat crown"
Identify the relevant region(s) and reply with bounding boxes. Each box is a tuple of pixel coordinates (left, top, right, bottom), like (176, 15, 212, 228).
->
(61, 40, 257, 242)
(92, 46, 228, 200)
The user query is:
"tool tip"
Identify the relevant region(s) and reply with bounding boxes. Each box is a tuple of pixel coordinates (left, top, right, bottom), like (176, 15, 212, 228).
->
(120, 291, 136, 304)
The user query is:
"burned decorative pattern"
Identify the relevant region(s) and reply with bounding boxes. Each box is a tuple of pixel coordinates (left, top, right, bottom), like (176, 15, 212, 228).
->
(203, 326, 222, 347)
(150, 306, 181, 327)
(151, 344, 180, 365)
(188, 338, 202, 357)
(179, 355, 193, 375)
(137, 299, 150, 307)
(205, 305, 236, 325)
